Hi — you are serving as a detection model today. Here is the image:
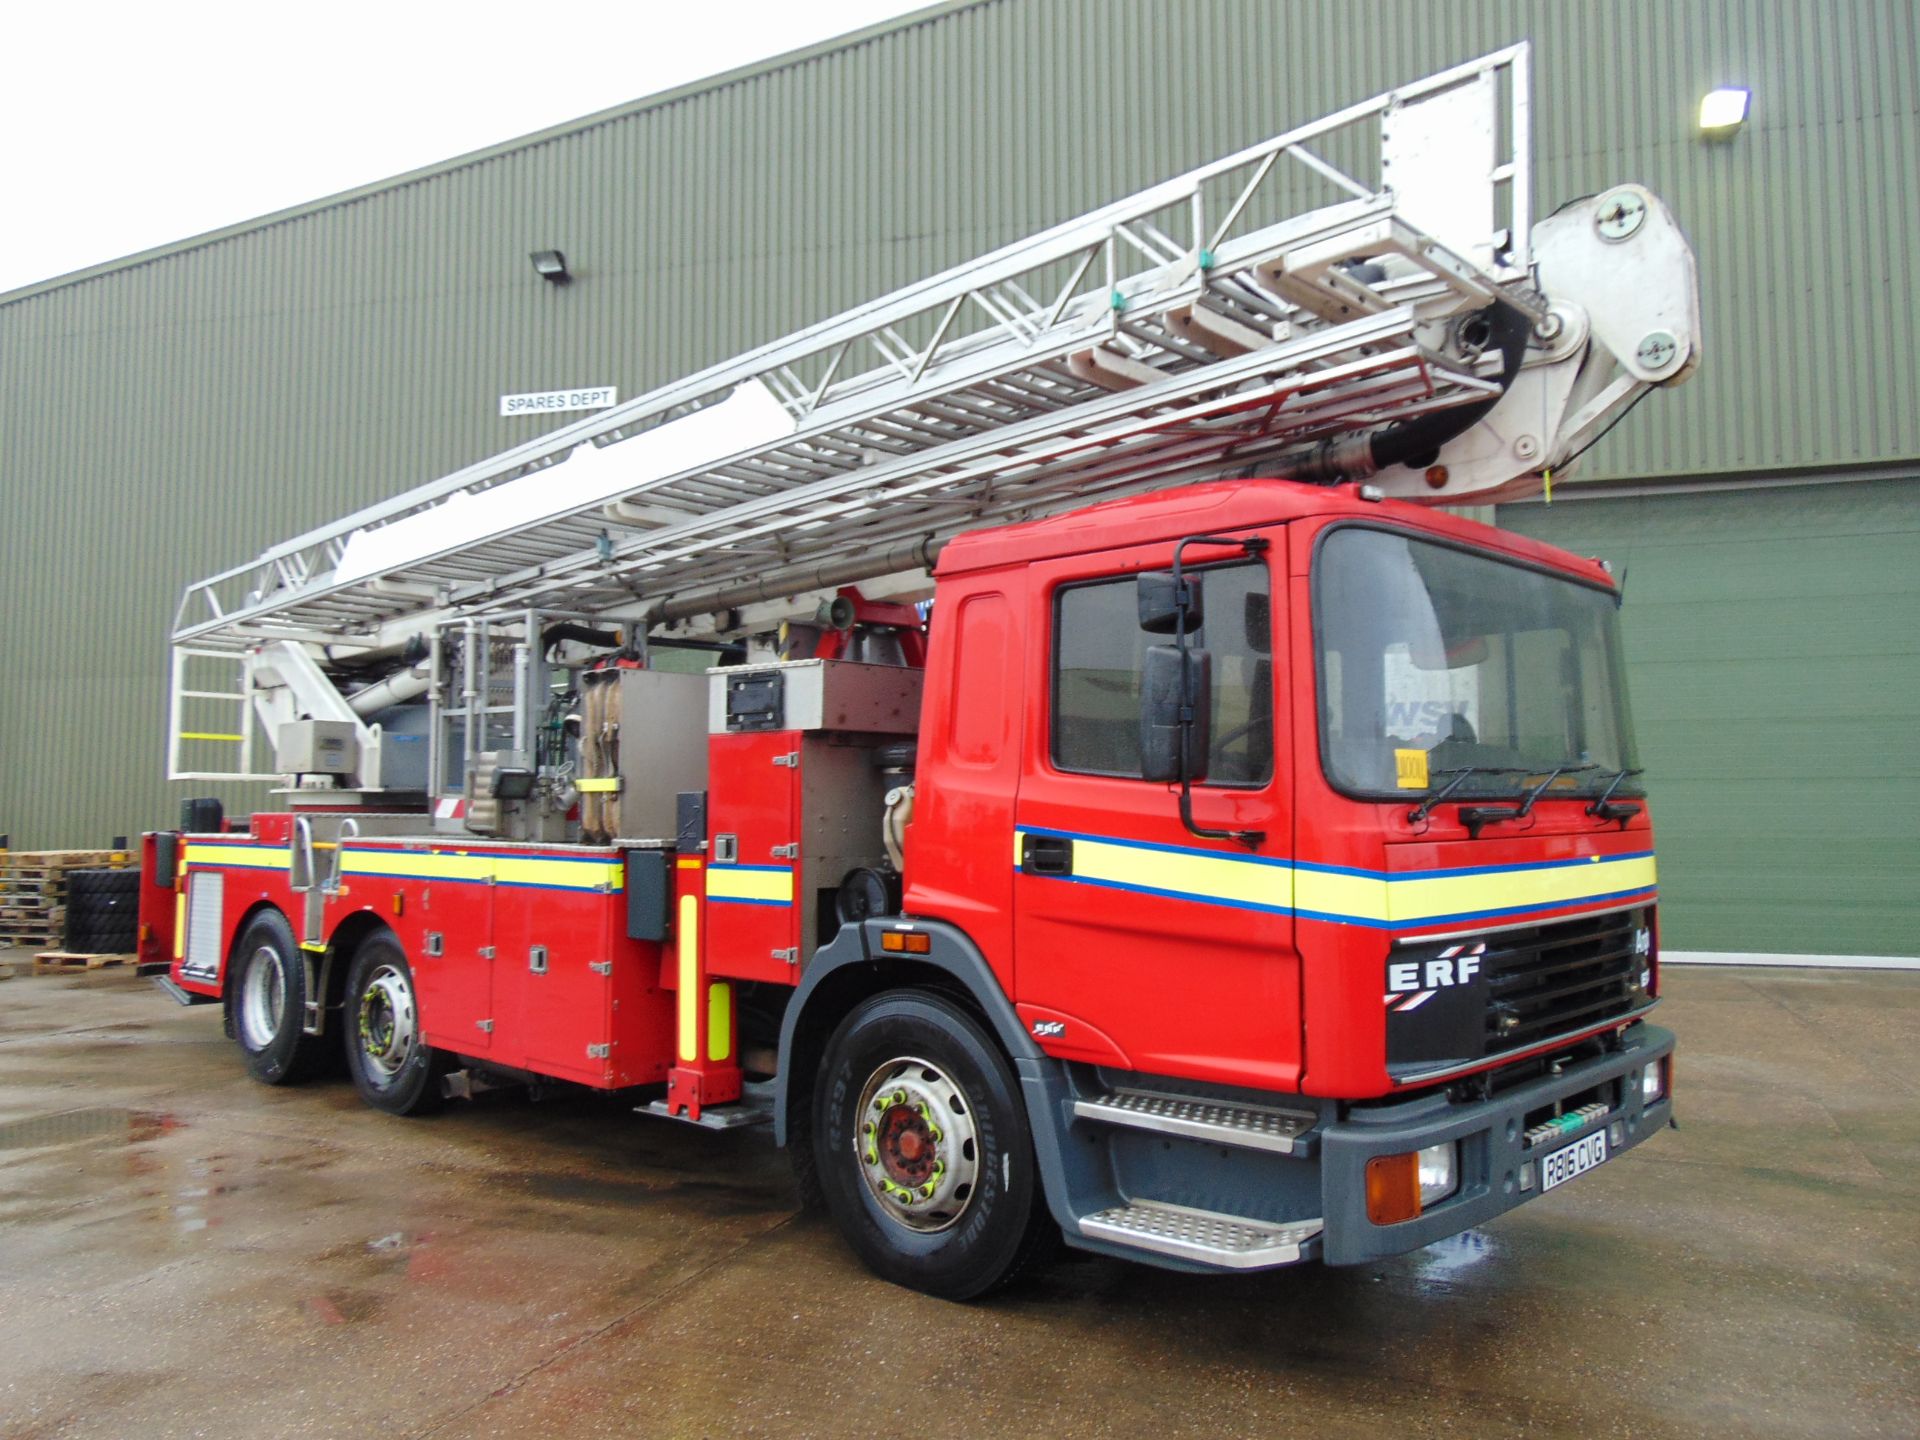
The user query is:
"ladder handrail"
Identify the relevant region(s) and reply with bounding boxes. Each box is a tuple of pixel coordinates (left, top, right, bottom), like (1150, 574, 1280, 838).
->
(171, 45, 1535, 651)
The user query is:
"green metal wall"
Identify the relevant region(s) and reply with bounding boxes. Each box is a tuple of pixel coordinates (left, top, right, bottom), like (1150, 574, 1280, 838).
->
(1500, 480, 1920, 956)
(1, 0, 1915, 950)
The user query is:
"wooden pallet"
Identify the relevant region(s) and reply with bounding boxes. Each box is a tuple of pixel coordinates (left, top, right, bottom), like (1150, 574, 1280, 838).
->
(33, 950, 138, 973)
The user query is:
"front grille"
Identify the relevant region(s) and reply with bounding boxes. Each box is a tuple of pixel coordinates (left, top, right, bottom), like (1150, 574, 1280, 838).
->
(1482, 909, 1647, 1050)
(1385, 906, 1652, 1079)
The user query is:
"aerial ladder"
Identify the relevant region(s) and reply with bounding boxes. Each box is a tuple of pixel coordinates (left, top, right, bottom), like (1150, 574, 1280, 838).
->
(167, 44, 1699, 792)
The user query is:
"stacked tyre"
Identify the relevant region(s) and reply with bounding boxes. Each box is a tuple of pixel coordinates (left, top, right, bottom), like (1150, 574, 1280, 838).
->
(63, 868, 139, 954)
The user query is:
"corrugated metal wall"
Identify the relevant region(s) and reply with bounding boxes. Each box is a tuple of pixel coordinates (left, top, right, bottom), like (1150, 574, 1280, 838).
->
(1501, 479, 1920, 957)
(1, 0, 1915, 854)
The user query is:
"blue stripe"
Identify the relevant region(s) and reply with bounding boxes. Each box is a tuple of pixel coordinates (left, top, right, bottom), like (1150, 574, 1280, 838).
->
(1015, 824, 1294, 870)
(341, 864, 613, 893)
(1017, 824, 1651, 883)
(350, 850, 621, 867)
(708, 863, 791, 874)
(706, 894, 793, 907)
(1294, 885, 1660, 932)
(1014, 868, 1293, 916)
(1293, 851, 1656, 882)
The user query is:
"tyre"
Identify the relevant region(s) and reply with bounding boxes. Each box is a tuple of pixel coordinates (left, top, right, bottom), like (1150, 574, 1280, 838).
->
(64, 868, 138, 953)
(342, 934, 447, 1116)
(229, 909, 326, 1084)
(812, 989, 1055, 1300)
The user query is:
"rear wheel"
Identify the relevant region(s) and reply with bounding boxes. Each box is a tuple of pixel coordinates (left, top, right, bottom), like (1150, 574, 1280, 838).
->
(230, 909, 325, 1084)
(813, 989, 1054, 1300)
(343, 935, 446, 1115)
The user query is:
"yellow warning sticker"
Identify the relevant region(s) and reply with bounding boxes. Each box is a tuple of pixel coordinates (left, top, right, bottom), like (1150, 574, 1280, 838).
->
(1395, 748, 1430, 790)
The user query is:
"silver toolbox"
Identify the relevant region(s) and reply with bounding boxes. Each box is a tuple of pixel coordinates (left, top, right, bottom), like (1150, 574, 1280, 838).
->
(275, 719, 357, 774)
(708, 658, 922, 735)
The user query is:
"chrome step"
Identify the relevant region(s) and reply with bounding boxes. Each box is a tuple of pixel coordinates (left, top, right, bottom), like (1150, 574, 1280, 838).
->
(1078, 1201, 1323, 1269)
(641, 1098, 773, 1130)
(1073, 1089, 1316, 1154)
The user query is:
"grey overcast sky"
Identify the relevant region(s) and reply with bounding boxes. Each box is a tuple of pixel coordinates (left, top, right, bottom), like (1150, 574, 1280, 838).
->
(1, 0, 932, 295)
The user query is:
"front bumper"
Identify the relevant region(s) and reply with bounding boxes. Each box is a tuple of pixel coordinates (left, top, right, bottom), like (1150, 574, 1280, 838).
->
(1318, 1022, 1675, 1265)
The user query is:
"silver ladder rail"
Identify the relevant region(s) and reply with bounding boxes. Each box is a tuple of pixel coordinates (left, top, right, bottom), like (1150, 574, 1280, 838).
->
(173, 45, 1534, 654)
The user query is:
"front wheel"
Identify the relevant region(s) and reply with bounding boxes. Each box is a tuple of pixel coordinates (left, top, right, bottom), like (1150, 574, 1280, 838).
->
(812, 989, 1054, 1300)
(343, 935, 447, 1116)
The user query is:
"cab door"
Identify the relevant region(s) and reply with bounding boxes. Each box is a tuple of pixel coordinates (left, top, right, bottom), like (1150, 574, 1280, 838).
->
(1010, 542, 1301, 1091)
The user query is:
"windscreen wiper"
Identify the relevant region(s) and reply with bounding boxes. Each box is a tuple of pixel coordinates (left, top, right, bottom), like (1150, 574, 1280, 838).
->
(1586, 767, 1646, 822)
(1407, 766, 1530, 826)
(1458, 763, 1600, 835)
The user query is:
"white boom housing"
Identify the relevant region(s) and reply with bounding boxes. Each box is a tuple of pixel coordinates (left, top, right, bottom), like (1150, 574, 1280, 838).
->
(166, 45, 1698, 789)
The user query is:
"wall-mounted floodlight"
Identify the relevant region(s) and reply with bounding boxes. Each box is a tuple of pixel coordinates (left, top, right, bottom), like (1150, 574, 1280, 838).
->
(1698, 88, 1750, 136)
(530, 250, 572, 285)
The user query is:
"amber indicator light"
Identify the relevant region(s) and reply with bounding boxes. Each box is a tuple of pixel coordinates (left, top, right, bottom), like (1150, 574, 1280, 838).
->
(1365, 1151, 1423, 1225)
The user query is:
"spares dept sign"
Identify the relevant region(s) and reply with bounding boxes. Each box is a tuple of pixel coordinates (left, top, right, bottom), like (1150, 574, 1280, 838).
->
(499, 385, 617, 417)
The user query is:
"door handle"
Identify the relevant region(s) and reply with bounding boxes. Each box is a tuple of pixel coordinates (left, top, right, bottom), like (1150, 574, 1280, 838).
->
(1021, 834, 1074, 876)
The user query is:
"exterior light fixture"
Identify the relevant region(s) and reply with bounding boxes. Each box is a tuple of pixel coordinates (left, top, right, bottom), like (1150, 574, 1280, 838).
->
(530, 250, 572, 285)
(1697, 88, 1750, 136)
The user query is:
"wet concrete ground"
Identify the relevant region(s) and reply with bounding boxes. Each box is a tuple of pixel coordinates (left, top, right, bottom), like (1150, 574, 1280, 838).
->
(1, 957, 1914, 1440)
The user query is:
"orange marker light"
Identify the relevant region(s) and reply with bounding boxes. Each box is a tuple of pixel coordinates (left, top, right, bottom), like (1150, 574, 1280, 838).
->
(1424, 465, 1449, 490)
(1365, 1152, 1423, 1225)
(880, 931, 931, 955)
(392, 893, 405, 917)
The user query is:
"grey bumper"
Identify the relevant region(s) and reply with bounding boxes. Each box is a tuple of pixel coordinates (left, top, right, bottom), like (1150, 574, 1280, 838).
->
(1318, 1022, 1675, 1266)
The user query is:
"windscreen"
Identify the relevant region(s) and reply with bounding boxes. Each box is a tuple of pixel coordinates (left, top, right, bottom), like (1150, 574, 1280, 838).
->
(1314, 527, 1639, 797)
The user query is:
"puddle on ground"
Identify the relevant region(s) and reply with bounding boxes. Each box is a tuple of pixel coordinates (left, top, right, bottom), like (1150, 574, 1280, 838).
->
(0, 1107, 178, 1152)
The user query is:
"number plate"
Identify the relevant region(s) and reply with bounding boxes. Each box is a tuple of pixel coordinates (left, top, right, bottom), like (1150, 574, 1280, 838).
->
(1540, 1130, 1609, 1192)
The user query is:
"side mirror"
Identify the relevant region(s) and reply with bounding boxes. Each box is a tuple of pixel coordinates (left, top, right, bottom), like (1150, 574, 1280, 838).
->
(1137, 570, 1204, 635)
(1140, 645, 1212, 783)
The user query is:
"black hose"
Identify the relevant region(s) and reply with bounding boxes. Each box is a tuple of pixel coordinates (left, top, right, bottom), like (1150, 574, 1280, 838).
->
(1365, 299, 1534, 473)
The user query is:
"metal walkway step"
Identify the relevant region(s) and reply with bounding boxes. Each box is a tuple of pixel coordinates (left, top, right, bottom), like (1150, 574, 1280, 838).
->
(640, 1097, 773, 1130)
(1078, 1201, 1323, 1269)
(1073, 1089, 1316, 1154)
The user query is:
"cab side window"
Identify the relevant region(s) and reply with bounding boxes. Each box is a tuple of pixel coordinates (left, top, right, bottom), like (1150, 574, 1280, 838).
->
(1051, 562, 1273, 785)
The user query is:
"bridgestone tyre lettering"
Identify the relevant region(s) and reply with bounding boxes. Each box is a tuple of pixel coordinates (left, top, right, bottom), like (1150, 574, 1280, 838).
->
(343, 935, 447, 1117)
(229, 909, 325, 1085)
(813, 989, 1054, 1300)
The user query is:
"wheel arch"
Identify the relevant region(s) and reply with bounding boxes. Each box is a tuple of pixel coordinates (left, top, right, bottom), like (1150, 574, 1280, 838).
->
(774, 918, 1043, 1151)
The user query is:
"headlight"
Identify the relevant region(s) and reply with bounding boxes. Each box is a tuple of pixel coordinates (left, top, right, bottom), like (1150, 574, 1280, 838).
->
(1417, 1141, 1458, 1205)
(1641, 1059, 1667, 1104)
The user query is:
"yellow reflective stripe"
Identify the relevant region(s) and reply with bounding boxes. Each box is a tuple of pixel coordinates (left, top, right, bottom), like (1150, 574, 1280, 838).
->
(1063, 833, 1291, 913)
(182, 844, 293, 870)
(337, 850, 623, 892)
(575, 777, 622, 793)
(705, 866, 795, 904)
(1293, 867, 1389, 923)
(1382, 853, 1658, 925)
(1018, 828, 1656, 930)
(493, 856, 624, 891)
(707, 981, 732, 1063)
(179, 731, 245, 742)
(677, 895, 699, 1062)
(173, 890, 185, 961)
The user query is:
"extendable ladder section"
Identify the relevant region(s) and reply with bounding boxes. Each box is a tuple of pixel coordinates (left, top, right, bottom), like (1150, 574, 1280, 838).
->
(174, 46, 1538, 656)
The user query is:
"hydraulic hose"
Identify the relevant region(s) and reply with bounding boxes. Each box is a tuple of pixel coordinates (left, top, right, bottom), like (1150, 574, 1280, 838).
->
(1283, 298, 1534, 484)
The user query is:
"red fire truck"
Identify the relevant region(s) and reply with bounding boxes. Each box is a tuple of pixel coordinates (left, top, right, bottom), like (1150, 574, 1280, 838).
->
(146, 48, 1695, 1297)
